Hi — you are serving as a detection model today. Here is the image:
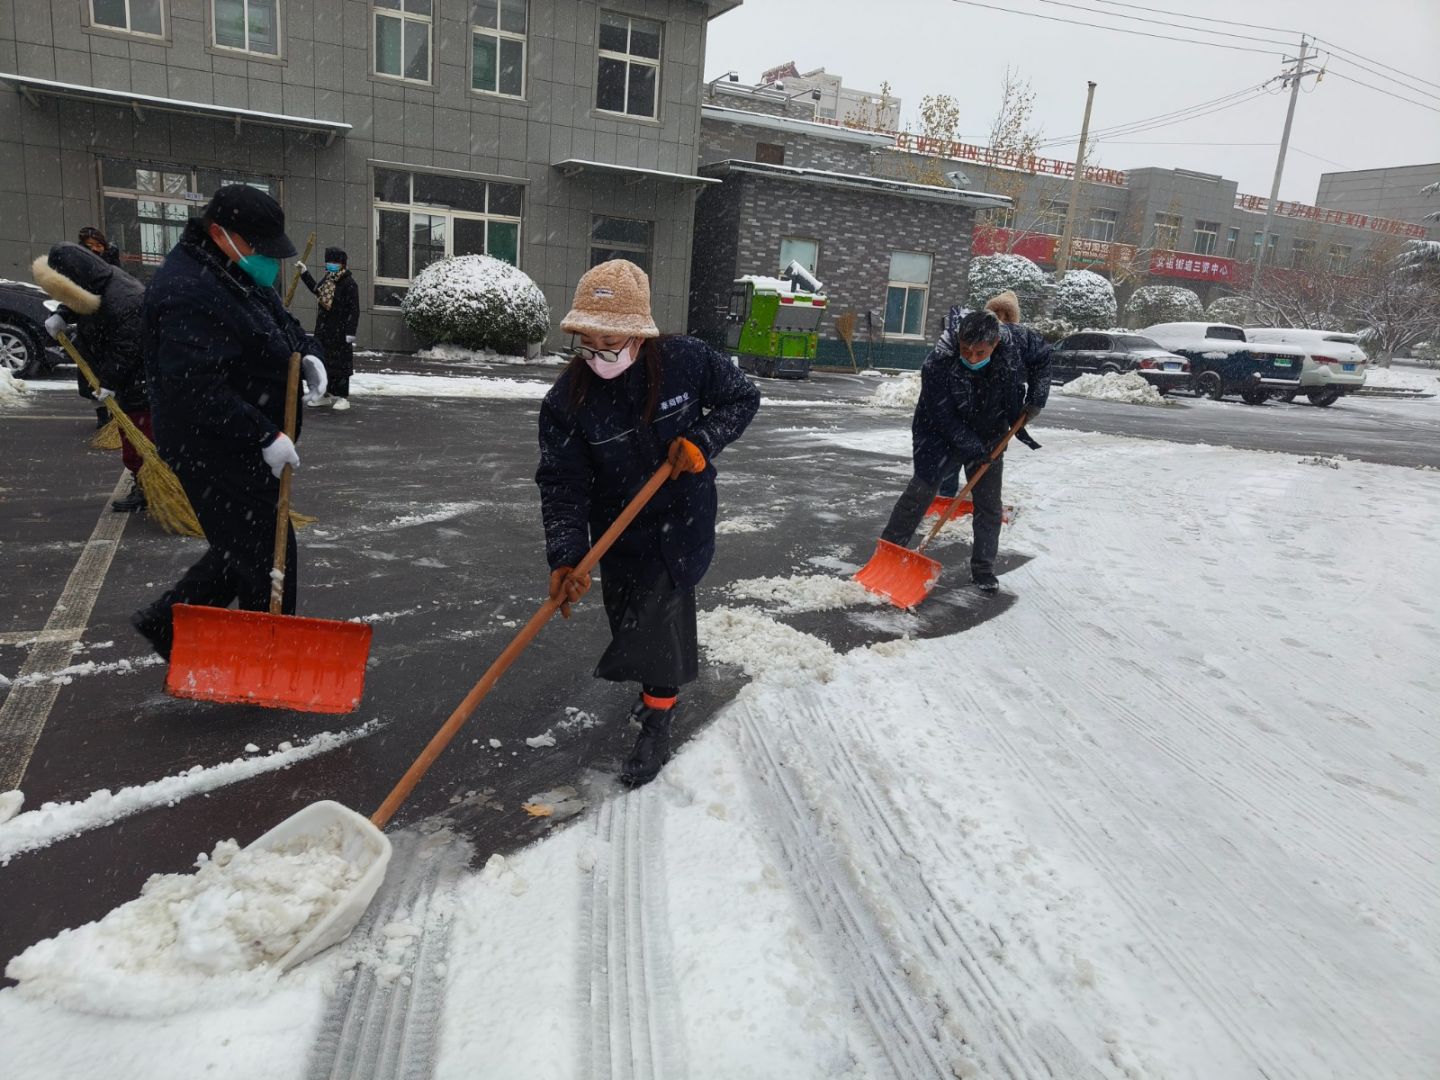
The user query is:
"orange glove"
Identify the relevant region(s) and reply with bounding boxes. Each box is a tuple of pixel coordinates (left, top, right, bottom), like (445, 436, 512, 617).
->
(548, 566, 592, 619)
(667, 436, 706, 478)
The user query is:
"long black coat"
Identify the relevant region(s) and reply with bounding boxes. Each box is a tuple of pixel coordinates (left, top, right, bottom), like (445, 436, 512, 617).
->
(35, 243, 148, 412)
(299, 268, 359, 377)
(911, 306, 1052, 485)
(537, 336, 761, 590)
(142, 219, 323, 466)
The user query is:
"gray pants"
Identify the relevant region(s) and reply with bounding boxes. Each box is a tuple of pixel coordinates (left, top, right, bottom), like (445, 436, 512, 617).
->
(880, 454, 1005, 575)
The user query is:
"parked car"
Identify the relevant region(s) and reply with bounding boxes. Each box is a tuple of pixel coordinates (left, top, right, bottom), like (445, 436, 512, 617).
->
(1244, 327, 1367, 406)
(0, 278, 65, 378)
(1051, 331, 1192, 393)
(1142, 322, 1305, 405)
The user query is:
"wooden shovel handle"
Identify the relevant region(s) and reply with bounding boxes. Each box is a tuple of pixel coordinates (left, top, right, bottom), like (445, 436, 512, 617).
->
(270, 353, 301, 615)
(370, 461, 674, 828)
(915, 413, 1027, 555)
(283, 232, 316, 309)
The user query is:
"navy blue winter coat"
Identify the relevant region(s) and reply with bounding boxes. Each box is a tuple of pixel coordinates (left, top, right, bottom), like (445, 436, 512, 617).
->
(35, 243, 148, 411)
(537, 336, 761, 590)
(142, 219, 322, 464)
(911, 306, 1052, 485)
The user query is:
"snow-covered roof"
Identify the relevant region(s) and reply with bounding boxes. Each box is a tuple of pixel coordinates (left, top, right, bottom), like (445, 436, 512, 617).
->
(552, 159, 720, 187)
(0, 73, 351, 142)
(700, 159, 1010, 209)
(700, 104, 895, 147)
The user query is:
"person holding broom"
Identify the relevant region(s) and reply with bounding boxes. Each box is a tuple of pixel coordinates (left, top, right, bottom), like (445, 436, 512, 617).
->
(34, 242, 151, 512)
(130, 185, 328, 660)
(296, 247, 360, 411)
(537, 260, 760, 786)
(876, 302, 1050, 596)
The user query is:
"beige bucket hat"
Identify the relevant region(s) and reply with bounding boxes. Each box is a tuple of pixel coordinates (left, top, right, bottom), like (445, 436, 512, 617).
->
(560, 259, 660, 339)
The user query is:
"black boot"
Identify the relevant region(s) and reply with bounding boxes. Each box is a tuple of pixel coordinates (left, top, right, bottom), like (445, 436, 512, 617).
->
(620, 701, 673, 787)
(972, 569, 1000, 595)
(111, 478, 146, 513)
(131, 602, 173, 661)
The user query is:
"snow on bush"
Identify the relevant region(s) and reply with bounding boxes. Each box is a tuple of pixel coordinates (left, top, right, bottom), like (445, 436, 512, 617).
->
(402, 255, 550, 355)
(869, 371, 920, 410)
(0, 369, 27, 404)
(1054, 270, 1117, 329)
(1124, 285, 1204, 327)
(1206, 295, 1255, 326)
(1058, 371, 1173, 407)
(1030, 315, 1077, 343)
(968, 253, 1048, 313)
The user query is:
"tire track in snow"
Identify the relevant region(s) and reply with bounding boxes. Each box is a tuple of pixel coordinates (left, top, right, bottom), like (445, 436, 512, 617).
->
(585, 790, 685, 1080)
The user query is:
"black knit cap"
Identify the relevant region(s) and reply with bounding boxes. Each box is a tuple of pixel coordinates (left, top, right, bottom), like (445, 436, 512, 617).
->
(324, 247, 348, 265)
(202, 184, 297, 258)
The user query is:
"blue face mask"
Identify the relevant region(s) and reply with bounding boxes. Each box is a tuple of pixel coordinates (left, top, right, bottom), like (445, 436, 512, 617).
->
(324, 263, 342, 273)
(218, 226, 280, 288)
(960, 355, 991, 371)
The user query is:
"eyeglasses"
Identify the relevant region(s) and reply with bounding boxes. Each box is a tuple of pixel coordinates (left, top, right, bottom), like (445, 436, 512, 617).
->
(573, 344, 627, 364)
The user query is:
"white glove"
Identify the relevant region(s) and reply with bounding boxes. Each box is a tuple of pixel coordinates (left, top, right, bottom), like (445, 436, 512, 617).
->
(300, 354, 327, 404)
(261, 433, 300, 478)
(95, 388, 115, 402)
(295, 261, 307, 275)
(345, 335, 356, 345)
(44, 313, 71, 340)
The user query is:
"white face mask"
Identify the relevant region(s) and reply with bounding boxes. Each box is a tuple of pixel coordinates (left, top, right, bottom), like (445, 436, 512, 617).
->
(580, 340, 638, 380)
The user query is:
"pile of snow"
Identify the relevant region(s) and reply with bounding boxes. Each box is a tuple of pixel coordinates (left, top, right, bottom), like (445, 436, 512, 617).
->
(5, 828, 363, 1014)
(1058, 370, 1173, 407)
(401, 255, 550, 355)
(1362, 365, 1440, 393)
(697, 607, 837, 684)
(0, 369, 28, 404)
(725, 573, 883, 614)
(1053, 269, 1117, 328)
(869, 370, 920, 410)
(714, 513, 774, 535)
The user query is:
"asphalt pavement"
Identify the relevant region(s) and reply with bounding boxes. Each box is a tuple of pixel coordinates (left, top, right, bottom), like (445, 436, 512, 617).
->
(2, 356, 1437, 981)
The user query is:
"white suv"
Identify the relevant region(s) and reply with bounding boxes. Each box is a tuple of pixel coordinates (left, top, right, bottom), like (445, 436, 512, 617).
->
(1244, 328, 1368, 406)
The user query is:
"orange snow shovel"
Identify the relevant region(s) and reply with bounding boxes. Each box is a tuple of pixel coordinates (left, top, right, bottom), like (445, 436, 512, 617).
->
(166, 354, 373, 714)
(855, 415, 1028, 609)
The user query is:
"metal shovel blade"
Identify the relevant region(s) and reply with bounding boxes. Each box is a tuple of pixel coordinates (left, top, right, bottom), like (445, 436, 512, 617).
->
(853, 539, 943, 609)
(166, 603, 373, 714)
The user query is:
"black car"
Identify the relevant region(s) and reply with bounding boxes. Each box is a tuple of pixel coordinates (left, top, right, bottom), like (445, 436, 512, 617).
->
(0, 278, 65, 378)
(1051, 331, 1191, 393)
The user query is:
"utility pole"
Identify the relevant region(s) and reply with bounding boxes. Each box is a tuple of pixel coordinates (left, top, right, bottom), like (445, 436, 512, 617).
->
(1255, 36, 1320, 277)
(1054, 80, 1097, 278)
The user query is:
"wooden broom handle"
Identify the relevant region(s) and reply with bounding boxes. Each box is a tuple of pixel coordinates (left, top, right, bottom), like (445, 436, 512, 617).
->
(370, 461, 675, 828)
(915, 414, 1027, 555)
(283, 232, 316, 309)
(270, 353, 301, 615)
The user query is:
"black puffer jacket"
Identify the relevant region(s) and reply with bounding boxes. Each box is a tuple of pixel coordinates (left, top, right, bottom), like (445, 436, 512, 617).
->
(537, 336, 761, 590)
(142, 219, 323, 464)
(33, 243, 148, 411)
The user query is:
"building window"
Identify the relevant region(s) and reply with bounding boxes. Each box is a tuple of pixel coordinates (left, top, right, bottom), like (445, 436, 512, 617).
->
(1086, 208, 1117, 243)
(90, 0, 164, 37)
(755, 142, 785, 166)
(1251, 231, 1278, 262)
(1152, 213, 1182, 250)
(779, 237, 819, 275)
(472, 0, 526, 97)
(374, 0, 432, 85)
(1328, 244, 1352, 273)
(982, 206, 1016, 230)
(596, 11, 662, 119)
(1224, 227, 1240, 258)
(1035, 199, 1068, 237)
(884, 251, 932, 339)
(1191, 220, 1220, 255)
(590, 215, 652, 273)
(372, 168, 523, 306)
(213, 0, 279, 55)
(99, 159, 279, 279)
(1290, 238, 1316, 268)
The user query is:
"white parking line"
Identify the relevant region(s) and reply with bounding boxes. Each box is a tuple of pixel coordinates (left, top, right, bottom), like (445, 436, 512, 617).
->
(0, 472, 131, 789)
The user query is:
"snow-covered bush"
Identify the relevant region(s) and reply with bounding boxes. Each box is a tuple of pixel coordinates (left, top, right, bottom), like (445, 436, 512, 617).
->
(1206, 295, 1255, 325)
(1030, 316, 1077, 343)
(968, 253, 1048, 314)
(1053, 270, 1117, 329)
(402, 255, 550, 354)
(1124, 285, 1204, 327)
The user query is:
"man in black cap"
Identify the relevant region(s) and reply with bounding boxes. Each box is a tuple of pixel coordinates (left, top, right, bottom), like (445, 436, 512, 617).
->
(130, 185, 328, 660)
(296, 246, 360, 410)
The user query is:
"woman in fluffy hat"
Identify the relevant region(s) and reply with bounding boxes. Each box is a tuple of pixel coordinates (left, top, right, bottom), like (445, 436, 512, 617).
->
(536, 260, 760, 786)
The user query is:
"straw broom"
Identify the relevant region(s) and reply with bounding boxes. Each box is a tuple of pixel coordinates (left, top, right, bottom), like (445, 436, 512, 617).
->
(91, 418, 122, 449)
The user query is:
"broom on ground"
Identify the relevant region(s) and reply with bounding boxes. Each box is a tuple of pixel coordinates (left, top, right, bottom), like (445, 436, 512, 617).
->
(91, 418, 122, 450)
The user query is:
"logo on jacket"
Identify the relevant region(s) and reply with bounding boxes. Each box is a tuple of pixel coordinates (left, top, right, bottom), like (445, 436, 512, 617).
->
(660, 392, 691, 412)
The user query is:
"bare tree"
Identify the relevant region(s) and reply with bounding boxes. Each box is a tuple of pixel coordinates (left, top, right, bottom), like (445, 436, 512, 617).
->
(979, 69, 1074, 253)
(1349, 252, 1440, 364)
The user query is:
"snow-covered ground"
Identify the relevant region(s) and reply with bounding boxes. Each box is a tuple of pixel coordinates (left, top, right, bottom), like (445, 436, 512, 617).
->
(1363, 364, 1440, 394)
(3, 423, 1437, 1078)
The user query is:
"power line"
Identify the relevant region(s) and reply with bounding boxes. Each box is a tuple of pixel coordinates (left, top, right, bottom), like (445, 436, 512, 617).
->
(1289, 146, 1353, 170)
(945, 0, 1286, 56)
(1317, 52, 1440, 104)
(1038, 83, 1268, 145)
(1087, 0, 1297, 36)
(1310, 36, 1440, 93)
(1028, 0, 1293, 48)
(1325, 70, 1440, 114)
(1042, 87, 1276, 147)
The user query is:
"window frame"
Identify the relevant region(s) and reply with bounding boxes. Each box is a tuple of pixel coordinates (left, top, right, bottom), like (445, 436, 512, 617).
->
(1085, 208, 1118, 243)
(372, 0, 434, 87)
(588, 214, 653, 273)
(1152, 212, 1183, 251)
(471, 0, 528, 99)
(1224, 227, 1240, 258)
(211, 0, 283, 59)
(1327, 243, 1352, 273)
(1251, 231, 1278, 263)
(371, 167, 525, 309)
(883, 250, 933, 341)
(1035, 198, 1069, 237)
(88, 0, 167, 40)
(1191, 220, 1220, 256)
(778, 236, 819, 276)
(594, 10, 664, 121)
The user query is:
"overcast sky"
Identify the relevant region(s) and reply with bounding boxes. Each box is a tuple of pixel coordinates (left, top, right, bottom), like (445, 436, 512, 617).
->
(704, 0, 1440, 206)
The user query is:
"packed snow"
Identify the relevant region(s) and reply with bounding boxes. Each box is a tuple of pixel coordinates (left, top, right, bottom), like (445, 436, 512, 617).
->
(868, 370, 921, 409)
(1059, 370, 1174, 406)
(0, 790, 22, 825)
(0, 369, 28, 404)
(724, 573, 884, 613)
(415, 343, 566, 367)
(348, 373, 549, 400)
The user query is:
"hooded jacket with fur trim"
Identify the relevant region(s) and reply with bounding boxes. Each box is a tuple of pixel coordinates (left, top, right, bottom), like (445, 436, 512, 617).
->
(33, 243, 149, 411)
